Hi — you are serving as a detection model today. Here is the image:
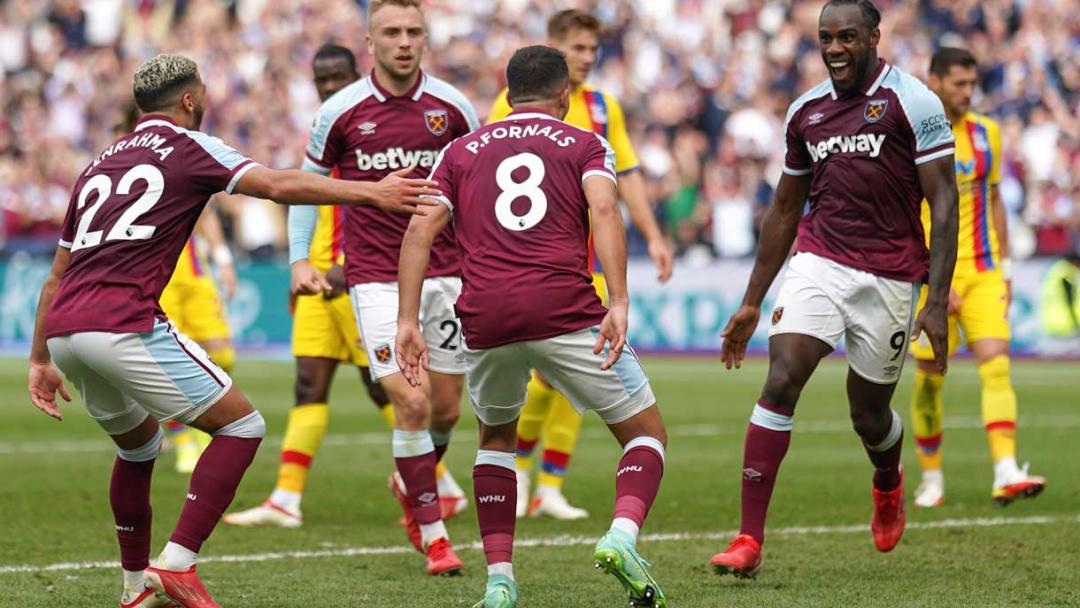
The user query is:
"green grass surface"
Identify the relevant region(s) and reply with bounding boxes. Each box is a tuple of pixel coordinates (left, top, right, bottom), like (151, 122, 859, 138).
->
(1, 357, 1077, 607)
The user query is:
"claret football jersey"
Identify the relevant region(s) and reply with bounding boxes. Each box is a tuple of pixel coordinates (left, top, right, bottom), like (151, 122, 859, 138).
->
(45, 114, 256, 338)
(303, 70, 480, 285)
(782, 59, 955, 283)
(426, 108, 616, 349)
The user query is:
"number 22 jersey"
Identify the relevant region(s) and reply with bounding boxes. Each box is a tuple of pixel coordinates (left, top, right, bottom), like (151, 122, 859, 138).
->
(427, 109, 616, 349)
(45, 114, 257, 338)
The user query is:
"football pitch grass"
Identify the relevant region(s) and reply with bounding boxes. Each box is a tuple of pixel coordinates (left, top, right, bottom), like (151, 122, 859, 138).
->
(2, 356, 1077, 607)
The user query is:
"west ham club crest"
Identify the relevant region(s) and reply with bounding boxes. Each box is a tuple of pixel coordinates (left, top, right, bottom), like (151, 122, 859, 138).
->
(425, 109, 448, 136)
(864, 99, 888, 123)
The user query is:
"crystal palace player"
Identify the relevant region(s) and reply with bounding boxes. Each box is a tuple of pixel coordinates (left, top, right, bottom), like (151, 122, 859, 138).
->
(710, 0, 959, 577)
(27, 54, 438, 608)
(397, 46, 669, 608)
(287, 0, 479, 575)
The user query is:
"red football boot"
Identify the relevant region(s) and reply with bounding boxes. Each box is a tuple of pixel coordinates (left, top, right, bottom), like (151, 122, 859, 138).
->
(425, 537, 464, 577)
(145, 566, 220, 608)
(710, 534, 762, 579)
(871, 470, 907, 552)
(389, 471, 423, 552)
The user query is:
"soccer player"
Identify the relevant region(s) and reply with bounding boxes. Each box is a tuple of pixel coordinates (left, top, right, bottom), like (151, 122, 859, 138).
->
(398, 45, 669, 608)
(224, 43, 467, 529)
(709, 0, 959, 577)
(287, 0, 478, 575)
(487, 8, 674, 520)
(27, 53, 439, 608)
(908, 47, 1046, 508)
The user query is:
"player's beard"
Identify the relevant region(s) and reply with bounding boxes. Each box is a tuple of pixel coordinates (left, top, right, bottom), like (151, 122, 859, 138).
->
(192, 103, 205, 131)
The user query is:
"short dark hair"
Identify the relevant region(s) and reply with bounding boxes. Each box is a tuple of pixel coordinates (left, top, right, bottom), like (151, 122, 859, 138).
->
(929, 47, 978, 77)
(132, 54, 199, 113)
(506, 46, 570, 105)
(547, 9, 601, 40)
(822, 0, 882, 29)
(313, 43, 357, 72)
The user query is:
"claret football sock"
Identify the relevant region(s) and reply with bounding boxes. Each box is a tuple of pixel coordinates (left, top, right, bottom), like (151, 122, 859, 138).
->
(740, 400, 794, 544)
(864, 409, 904, 491)
(474, 450, 517, 568)
(170, 413, 263, 555)
(610, 436, 665, 544)
(393, 429, 444, 537)
(112, 456, 156, 573)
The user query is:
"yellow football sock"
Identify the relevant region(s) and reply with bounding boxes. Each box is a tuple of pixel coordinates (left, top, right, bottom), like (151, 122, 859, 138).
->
(277, 403, 330, 494)
(206, 346, 236, 375)
(979, 356, 1017, 463)
(536, 393, 582, 490)
(378, 402, 395, 430)
(911, 368, 945, 471)
(516, 372, 555, 471)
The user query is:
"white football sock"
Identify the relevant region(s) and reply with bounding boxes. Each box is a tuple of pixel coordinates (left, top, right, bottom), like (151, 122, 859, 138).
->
(437, 469, 464, 498)
(269, 488, 301, 512)
(420, 520, 448, 547)
(488, 562, 514, 580)
(610, 517, 640, 542)
(122, 569, 146, 592)
(157, 541, 197, 572)
(994, 456, 1019, 486)
(534, 484, 560, 498)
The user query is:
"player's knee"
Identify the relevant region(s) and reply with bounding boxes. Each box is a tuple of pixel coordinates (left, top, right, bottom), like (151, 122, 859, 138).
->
(850, 409, 889, 442)
(977, 355, 1011, 389)
(394, 393, 430, 427)
(432, 408, 459, 433)
(116, 427, 164, 462)
(761, 366, 804, 410)
(295, 368, 329, 405)
(365, 380, 390, 407)
(213, 410, 266, 439)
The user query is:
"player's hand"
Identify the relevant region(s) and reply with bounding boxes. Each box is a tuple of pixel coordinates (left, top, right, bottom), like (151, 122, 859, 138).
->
(28, 362, 70, 421)
(324, 263, 348, 299)
(912, 299, 949, 375)
(947, 287, 962, 316)
(370, 167, 442, 215)
(648, 238, 674, 283)
(290, 260, 332, 296)
(594, 302, 628, 370)
(395, 322, 429, 387)
(720, 304, 760, 370)
(217, 262, 238, 301)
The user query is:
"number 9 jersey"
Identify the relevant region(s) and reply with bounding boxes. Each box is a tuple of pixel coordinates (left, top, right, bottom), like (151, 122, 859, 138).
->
(45, 115, 257, 339)
(426, 109, 616, 350)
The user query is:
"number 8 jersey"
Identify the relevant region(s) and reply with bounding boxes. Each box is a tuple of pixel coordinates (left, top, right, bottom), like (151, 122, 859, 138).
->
(45, 114, 257, 338)
(427, 109, 616, 349)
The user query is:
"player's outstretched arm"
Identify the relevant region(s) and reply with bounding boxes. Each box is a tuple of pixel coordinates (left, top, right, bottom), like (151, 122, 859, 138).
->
(234, 165, 441, 214)
(618, 171, 674, 283)
(28, 247, 73, 421)
(585, 175, 629, 370)
(396, 203, 452, 387)
(720, 172, 811, 370)
(912, 154, 959, 374)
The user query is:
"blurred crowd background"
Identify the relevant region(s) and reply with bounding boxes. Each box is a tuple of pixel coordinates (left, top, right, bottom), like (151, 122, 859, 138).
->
(1, 0, 1079, 262)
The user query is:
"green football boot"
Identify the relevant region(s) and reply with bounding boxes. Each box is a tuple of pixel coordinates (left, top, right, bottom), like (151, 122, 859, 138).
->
(471, 574, 517, 608)
(593, 529, 667, 607)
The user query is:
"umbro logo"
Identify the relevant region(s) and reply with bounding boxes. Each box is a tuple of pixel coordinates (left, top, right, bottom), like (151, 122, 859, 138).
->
(477, 495, 506, 503)
(418, 492, 438, 505)
(358, 122, 377, 135)
(743, 468, 763, 483)
(617, 465, 643, 477)
(809, 112, 825, 125)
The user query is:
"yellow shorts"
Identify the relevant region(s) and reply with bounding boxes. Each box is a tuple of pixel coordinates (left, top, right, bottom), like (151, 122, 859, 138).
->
(159, 275, 231, 342)
(292, 292, 368, 366)
(911, 269, 1010, 359)
(592, 272, 608, 306)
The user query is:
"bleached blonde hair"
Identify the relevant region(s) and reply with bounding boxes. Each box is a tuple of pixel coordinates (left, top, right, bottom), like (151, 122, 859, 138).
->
(132, 54, 199, 112)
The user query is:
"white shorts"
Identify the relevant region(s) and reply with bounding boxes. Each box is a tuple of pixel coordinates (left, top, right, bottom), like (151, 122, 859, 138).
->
(464, 327, 656, 426)
(47, 319, 232, 435)
(350, 276, 466, 381)
(768, 252, 919, 384)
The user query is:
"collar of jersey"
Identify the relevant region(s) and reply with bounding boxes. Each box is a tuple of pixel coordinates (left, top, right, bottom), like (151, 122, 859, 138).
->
(369, 70, 427, 103)
(494, 109, 560, 124)
(134, 114, 177, 131)
(829, 58, 890, 100)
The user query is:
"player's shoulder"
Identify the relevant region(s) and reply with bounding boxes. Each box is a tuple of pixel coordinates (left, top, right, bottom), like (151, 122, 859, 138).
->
(878, 65, 941, 112)
(419, 73, 479, 124)
(317, 78, 379, 122)
(786, 79, 834, 122)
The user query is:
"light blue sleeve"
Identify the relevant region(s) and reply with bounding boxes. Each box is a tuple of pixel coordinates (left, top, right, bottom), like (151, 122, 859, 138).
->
(897, 74, 955, 163)
(288, 205, 318, 264)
